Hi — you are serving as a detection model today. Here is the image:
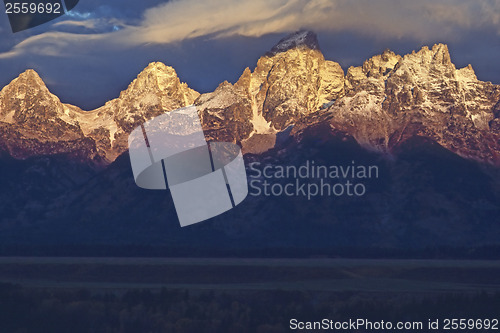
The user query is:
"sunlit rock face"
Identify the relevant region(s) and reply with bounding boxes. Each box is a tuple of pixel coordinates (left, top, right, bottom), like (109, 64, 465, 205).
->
(198, 31, 344, 154)
(293, 44, 500, 166)
(0, 31, 498, 165)
(0, 69, 98, 162)
(0, 63, 199, 163)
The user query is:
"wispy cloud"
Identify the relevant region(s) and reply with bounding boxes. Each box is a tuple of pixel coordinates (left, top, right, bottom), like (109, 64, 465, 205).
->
(1, 0, 500, 59)
(123, 0, 500, 44)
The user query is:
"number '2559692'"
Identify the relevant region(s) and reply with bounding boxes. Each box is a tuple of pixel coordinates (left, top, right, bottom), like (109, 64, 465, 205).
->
(2, 0, 80, 33)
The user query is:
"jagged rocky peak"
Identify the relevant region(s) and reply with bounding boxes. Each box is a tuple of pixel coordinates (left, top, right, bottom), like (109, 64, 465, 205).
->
(388, 43, 490, 109)
(233, 30, 344, 131)
(0, 68, 71, 126)
(195, 30, 345, 154)
(196, 80, 254, 144)
(0, 69, 49, 99)
(392, 43, 465, 83)
(415, 43, 452, 66)
(345, 43, 481, 98)
(72, 61, 202, 162)
(345, 44, 458, 92)
(346, 49, 402, 93)
(298, 43, 500, 166)
(119, 62, 199, 101)
(362, 49, 401, 77)
(456, 64, 477, 82)
(11, 68, 45, 86)
(0, 69, 96, 161)
(197, 80, 239, 109)
(105, 61, 199, 132)
(0, 69, 53, 108)
(135, 62, 181, 86)
(143, 61, 175, 73)
(267, 30, 320, 56)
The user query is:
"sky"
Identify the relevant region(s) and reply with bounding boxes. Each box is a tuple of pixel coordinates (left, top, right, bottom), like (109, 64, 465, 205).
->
(0, 0, 499, 110)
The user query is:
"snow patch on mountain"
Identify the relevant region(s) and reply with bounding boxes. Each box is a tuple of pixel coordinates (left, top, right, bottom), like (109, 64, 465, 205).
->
(268, 30, 320, 56)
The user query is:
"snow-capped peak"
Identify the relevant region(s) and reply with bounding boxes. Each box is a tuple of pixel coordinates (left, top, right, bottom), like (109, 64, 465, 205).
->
(268, 30, 320, 56)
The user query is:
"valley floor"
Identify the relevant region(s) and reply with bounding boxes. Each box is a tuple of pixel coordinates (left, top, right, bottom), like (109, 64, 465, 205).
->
(0, 257, 499, 293)
(1, 258, 499, 332)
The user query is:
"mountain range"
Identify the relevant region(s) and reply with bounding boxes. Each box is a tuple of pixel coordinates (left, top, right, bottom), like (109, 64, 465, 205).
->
(0, 31, 498, 257)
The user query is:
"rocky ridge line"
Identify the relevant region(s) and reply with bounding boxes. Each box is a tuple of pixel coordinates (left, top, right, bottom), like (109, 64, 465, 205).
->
(0, 31, 498, 166)
(292, 44, 500, 165)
